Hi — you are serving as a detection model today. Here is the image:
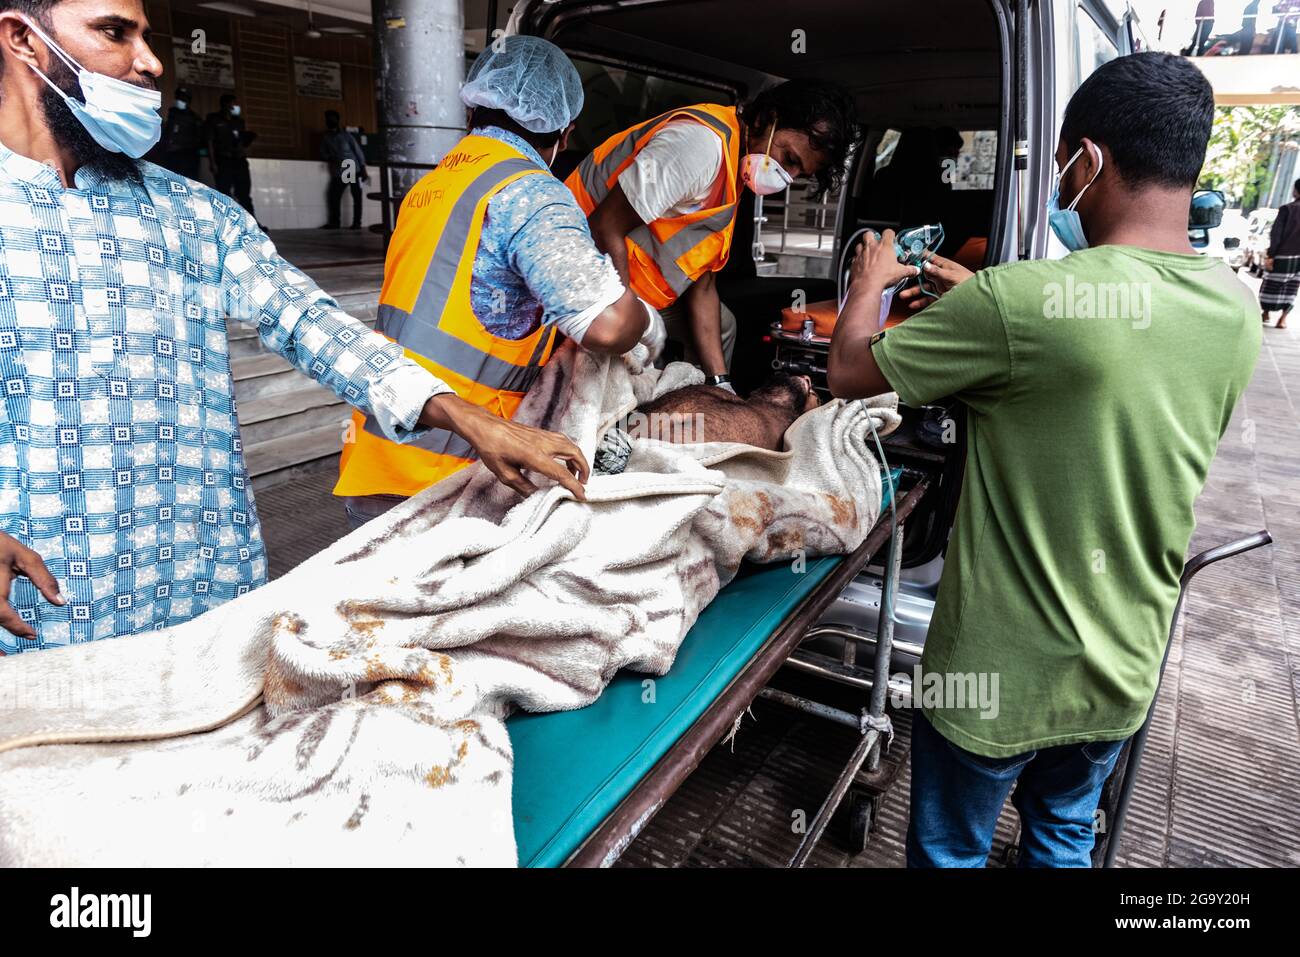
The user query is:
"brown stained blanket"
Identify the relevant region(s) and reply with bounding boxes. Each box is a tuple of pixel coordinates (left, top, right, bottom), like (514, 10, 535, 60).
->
(0, 342, 899, 866)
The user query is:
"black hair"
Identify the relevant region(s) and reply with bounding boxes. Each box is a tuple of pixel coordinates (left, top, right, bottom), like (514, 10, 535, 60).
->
(466, 106, 562, 151)
(0, 0, 58, 20)
(741, 79, 861, 196)
(749, 372, 808, 409)
(219, 92, 237, 108)
(324, 109, 340, 127)
(1061, 52, 1214, 189)
(1294, 177, 1300, 195)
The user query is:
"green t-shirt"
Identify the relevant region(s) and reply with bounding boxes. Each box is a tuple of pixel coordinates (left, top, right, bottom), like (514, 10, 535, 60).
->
(872, 245, 1260, 757)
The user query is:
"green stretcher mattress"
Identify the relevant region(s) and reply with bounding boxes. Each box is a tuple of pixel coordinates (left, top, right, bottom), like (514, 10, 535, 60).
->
(509, 468, 902, 867)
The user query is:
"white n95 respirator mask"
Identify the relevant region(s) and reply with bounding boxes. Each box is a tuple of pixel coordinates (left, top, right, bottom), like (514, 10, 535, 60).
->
(741, 123, 795, 196)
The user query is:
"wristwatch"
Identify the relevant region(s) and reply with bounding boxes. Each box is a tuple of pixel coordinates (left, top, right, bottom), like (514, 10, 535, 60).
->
(705, 373, 731, 387)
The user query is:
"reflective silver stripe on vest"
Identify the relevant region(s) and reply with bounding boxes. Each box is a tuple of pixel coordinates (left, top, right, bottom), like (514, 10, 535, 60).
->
(363, 153, 554, 455)
(575, 108, 737, 291)
(627, 204, 738, 295)
(576, 107, 735, 208)
(377, 303, 550, 393)
(362, 417, 477, 459)
(394, 155, 543, 360)
(364, 306, 554, 455)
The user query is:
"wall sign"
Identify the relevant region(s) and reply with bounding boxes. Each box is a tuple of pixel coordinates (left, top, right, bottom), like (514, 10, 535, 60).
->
(172, 37, 234, 88)
(294, 57, 343, 99)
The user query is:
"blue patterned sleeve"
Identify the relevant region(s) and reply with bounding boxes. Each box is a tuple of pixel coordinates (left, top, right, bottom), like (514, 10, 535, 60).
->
(501, 177, 625, 335)
(216, 203, 451, 440)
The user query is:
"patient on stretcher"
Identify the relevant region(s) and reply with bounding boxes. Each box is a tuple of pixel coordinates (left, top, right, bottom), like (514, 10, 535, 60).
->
(629, 373, 820, 451)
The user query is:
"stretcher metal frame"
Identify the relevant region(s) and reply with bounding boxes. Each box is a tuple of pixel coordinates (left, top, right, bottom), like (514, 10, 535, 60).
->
(1091, 529, 1273, 868)
(985, 529, 1274, 867)
(563, 477, 930, 867)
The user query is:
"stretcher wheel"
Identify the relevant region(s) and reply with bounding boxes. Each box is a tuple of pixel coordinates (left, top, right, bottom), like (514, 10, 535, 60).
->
(846, 790, 875, 854)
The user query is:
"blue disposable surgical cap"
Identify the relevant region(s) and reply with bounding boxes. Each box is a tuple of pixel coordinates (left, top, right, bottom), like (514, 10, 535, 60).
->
(460, 35, 585, 134)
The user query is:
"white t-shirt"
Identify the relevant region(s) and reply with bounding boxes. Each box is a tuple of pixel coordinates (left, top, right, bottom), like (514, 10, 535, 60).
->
(618, 119, 725, 224)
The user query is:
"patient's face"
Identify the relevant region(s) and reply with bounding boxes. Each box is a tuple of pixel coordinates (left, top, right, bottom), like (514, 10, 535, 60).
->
(792, 375, 821, 413)
(757, 373, 820, 414)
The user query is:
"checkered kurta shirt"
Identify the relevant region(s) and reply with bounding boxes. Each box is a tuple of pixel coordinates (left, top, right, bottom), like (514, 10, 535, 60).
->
(0, 144, 450, 655)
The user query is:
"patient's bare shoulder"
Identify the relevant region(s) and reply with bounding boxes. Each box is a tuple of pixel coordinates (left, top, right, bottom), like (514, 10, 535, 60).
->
(630, 374, 816, 450)
(637, 384, 746, 416)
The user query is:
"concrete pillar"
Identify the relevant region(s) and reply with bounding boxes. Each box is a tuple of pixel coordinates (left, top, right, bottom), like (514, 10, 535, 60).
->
(371, 0, 466, 205)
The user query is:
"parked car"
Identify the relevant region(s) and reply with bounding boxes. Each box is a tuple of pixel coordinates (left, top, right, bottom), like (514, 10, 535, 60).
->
(1193, 201, 1246, 268)
(1188, 189, 1225, 249)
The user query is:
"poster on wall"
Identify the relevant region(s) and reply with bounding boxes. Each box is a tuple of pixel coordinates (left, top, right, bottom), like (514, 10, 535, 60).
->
(294, 57, 343, 99)
(953, 130, 997, 191)
(172, 37, 234, 88)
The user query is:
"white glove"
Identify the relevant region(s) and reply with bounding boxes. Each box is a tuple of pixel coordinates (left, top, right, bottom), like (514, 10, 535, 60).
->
(637, 298, 667, 363)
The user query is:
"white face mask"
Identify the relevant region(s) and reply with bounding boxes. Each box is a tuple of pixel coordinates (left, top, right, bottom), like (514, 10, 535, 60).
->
(740, 124, 794, 196)
(230, 104, 241, 117)
(22, 16, 162, 159)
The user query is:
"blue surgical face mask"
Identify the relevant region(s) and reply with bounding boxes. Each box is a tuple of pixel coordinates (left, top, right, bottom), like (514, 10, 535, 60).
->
(1047, 144, 1103, 252)
(23, 17, 162, 159)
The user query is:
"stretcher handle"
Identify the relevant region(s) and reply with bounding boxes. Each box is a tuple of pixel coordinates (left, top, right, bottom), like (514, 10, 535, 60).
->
(1101, 529, 1272, 869)
(1180, 530, 1272, 586)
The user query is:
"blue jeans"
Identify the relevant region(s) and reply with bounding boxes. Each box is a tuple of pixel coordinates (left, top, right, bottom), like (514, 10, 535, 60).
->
(342, 494, 406, 531)
(906, 711, 1126, 868)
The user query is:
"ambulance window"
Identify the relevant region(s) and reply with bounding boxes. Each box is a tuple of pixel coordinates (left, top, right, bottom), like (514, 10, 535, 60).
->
(565, 57, 729, 157)
(1075, 4, 1119, 86)
(875, 129, 902, 172)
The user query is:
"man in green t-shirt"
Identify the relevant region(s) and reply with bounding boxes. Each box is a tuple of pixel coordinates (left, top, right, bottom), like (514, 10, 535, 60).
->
(827, 53, 1260, 867)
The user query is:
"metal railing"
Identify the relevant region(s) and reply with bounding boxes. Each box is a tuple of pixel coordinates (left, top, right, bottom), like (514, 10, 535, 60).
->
(754, 180, 841, 263)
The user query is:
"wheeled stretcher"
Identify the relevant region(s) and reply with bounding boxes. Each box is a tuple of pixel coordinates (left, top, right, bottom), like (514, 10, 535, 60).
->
(510, 468, 925, 867)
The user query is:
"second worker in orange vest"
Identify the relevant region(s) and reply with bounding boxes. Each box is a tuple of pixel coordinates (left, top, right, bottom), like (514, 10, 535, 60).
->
(566, 80, 860, 393)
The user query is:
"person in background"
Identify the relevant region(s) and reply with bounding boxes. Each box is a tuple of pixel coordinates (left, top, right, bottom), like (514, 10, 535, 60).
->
(0, 0, 589, 654)
(320, 109, 367, 230)
(205, 91, 255, 216)
(1275, 0, 1300, 53)
(1233, 0, 1260, 53)
(1260, 178, 1300, 329)
(567, 80, 859, 393)
(1190, 0, 1215, 55)
(159, 83, 201, 178)
(827, 53, 1259, 867)
(334, 36, 657, 529)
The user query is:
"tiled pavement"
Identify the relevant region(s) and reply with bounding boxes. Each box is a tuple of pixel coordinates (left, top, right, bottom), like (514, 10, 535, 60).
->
(255, 267, 1300, 867)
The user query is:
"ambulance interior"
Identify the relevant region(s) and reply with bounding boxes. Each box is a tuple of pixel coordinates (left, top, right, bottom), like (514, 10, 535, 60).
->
(525, 0, 1010, 568)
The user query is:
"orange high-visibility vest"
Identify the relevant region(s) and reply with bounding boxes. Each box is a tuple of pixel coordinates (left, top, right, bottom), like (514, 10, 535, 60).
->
(566, 104, 742, 310)
(334, 134, 556, 499)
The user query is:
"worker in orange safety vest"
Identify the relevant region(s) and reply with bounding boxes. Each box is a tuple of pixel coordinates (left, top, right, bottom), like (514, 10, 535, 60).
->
(566, 80, 860, 393)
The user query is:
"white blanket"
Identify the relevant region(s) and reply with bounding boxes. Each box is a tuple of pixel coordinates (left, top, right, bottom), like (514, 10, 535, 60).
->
(0, 344, 899, 866)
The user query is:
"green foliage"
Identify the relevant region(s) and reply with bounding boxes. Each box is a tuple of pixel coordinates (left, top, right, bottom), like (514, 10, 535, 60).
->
(1201, 106, 1300, 210)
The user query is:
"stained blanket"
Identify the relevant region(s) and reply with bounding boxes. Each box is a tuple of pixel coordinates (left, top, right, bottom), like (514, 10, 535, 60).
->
(0, 343, 899, 866)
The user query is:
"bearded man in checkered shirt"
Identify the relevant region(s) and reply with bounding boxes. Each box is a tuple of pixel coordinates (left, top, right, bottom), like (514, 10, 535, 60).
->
(0, 0, 590, 654)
